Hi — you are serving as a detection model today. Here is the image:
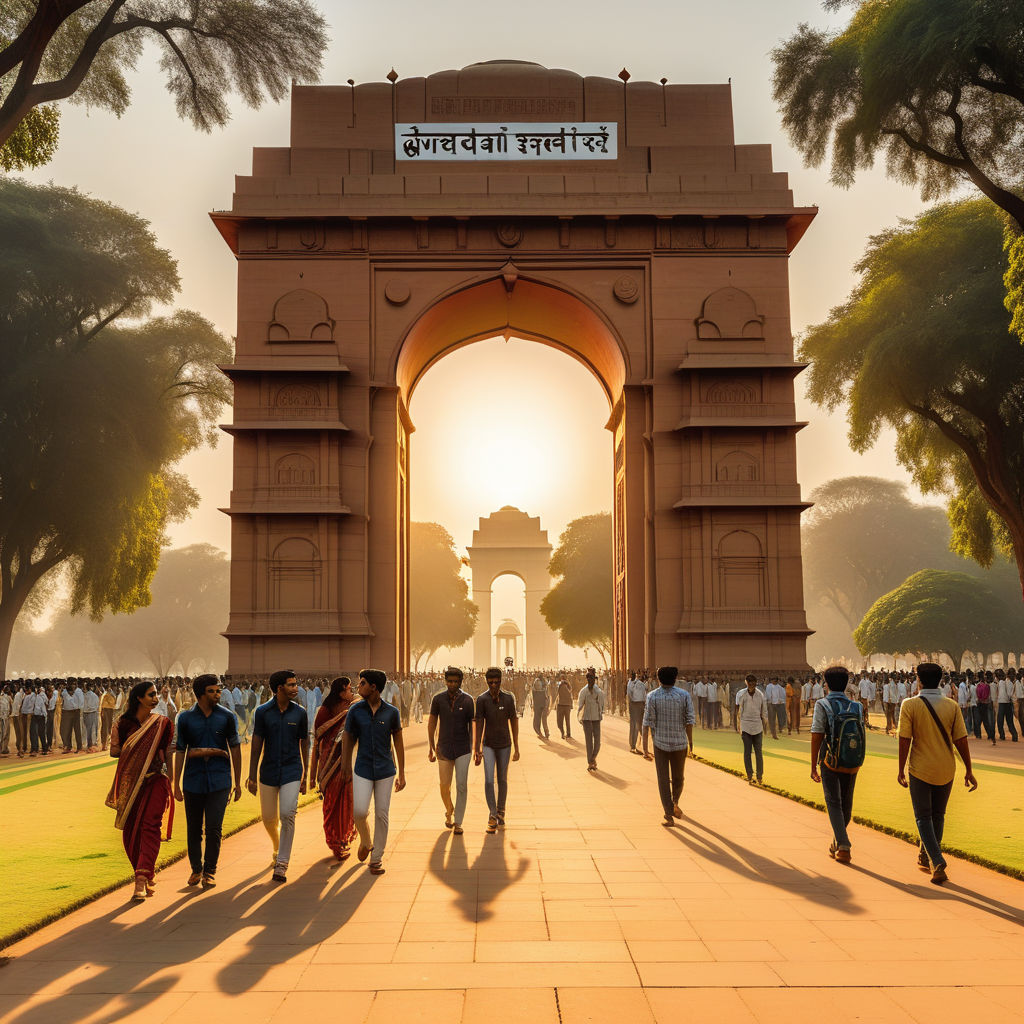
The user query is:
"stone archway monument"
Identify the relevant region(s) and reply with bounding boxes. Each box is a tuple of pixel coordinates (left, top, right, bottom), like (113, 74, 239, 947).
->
(467, 507, 560, 669)
(213, 60, 815, 677)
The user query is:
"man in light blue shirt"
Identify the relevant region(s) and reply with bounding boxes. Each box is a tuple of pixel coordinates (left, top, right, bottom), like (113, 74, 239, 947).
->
(642, 666, 695, 826)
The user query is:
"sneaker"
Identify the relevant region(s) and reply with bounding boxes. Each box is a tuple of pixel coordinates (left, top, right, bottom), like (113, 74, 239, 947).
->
(187, 871, 202, 886)
(917, 848, 931, 872)
(271, 870, 286, 883)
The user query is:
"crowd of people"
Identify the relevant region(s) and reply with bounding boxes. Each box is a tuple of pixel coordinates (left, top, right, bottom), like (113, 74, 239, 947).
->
(4, 657, 1012, 899)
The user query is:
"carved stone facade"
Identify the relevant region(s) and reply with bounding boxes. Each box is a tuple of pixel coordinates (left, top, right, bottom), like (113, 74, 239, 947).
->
(213, 60, 815, 675)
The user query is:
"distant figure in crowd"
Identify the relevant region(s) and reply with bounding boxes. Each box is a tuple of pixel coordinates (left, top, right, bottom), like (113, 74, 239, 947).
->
(475, 667, 519, 834)
(341, 669, 406, 875)
(531, 676, 550, 739)
(248, 670, 308, 884)
(310, 677, 357, 862)
(577, 668, 606, 772)
(642, 665, 695, 826)
(100, 684, 117, 749)
(786, 677, 801, 735)
(107, 681, 174, 902)
(556, 677, 574, 739)
(82, 682, 100, 752)
(810, 666, 865, 864)
(428, 667, 476, 835)
(737, 674, 768, 784)
(60, 679, 83, 754)
(0, 684, 11, 756)
(173, 674, 242, 888)
(765, 677, 787, 739)
(381, 675, 402, 723)
(995, 669, 1018, 742)
(897, 662, 977, 885)
(627, 669, 648, 753)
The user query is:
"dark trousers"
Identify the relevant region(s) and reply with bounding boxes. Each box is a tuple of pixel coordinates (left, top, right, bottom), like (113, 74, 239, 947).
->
(768, 704, 787, 737)
(183, 788, 231, 876)
(61, 708, 82, 750)
(582, 720, 601, 763)
(908, 774, 953, 870)
(556, 705, 571, 737)
(628, 702, 645, 749)
(46, 710, 55, 749)
(996, 702, 1018, 740)
(977, 703, 995, 741)
(30, 715, 47, 753)
(653, 746, 687, 818)
(820, 764, 856, 850)
(100, 707, 115, 748)
(532, 699, 549, 737)
(741, 731, 764, 780)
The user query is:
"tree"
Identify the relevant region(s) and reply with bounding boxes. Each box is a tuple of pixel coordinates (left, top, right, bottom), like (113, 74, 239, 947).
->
(853, 569, 1024, 670)
(410, 522, 477, 671)
(772, 0, 1024, 229)
(0, 0, 328, 167)
(799, 198, 1024, 600)
(540, 513, 612, 665)
(0, 179, 231, 679)
(0, 103, 57, 170)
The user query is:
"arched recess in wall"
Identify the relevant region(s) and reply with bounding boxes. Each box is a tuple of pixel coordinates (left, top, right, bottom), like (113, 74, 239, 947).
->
(271, 537, 321, 609)
(716, 529, 766, 608)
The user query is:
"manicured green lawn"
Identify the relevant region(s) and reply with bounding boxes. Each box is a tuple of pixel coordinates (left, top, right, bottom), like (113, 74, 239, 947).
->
(0, 748, 316, 948)
(690, 725, 1024, 876)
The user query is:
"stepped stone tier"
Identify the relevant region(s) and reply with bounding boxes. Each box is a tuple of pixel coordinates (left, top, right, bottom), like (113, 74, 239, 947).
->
(211, 60, 815, 676)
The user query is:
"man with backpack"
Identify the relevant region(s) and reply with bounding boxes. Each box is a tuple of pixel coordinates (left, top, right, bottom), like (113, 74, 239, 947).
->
(810, 665, 865, 864)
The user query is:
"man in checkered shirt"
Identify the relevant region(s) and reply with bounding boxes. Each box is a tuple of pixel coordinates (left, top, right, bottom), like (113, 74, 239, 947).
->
(642, 666, 696, 826)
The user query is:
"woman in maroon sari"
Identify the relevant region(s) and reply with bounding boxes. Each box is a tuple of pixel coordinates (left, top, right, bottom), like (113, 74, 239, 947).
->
(107, 681, 174, 901)
(310, 677, 356, 860)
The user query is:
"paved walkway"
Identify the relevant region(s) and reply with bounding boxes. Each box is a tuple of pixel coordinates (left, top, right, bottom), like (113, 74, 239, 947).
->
(2, 718, 1023, 1024)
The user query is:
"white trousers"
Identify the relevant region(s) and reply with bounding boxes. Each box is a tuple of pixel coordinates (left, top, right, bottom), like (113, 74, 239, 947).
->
(353, 773, 393, 863)
(259, 780, 301, 869)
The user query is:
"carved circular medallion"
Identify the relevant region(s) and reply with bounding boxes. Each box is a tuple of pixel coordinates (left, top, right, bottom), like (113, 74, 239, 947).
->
(384, 278, 411, 305)
(496, 223, 523, 248)
(613, 275, 640, 304)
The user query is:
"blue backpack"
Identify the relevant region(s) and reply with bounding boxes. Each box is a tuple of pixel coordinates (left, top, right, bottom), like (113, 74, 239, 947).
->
(821, 695, 865, 773)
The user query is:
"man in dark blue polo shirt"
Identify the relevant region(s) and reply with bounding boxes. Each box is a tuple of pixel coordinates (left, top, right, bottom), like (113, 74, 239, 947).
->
(173, 674, 242, 888)
(427, 667, 476, 834)
(247, 669, 309, 883)
(341, 669, 405, 875)
(474, 667, 520, 834)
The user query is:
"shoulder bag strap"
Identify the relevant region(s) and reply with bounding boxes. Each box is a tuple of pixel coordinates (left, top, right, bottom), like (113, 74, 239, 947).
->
(918, 695, 960, 763)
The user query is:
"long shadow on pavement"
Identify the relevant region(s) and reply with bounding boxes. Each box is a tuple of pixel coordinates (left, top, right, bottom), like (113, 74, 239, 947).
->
(428, 829, 529, 923)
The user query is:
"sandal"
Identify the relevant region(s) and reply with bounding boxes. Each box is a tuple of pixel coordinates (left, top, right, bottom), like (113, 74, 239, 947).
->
(368, 862, 386, 875)
(131, 877, 147, 902)
(357, 844, 370, 862)
(452, 825, 464, 835)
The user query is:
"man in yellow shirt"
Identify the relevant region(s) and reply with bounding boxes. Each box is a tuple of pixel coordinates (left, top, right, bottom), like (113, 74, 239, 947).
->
(897, 662, 977, 886)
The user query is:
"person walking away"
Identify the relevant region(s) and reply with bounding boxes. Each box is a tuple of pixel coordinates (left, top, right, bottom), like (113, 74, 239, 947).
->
(642, 666, 695, 826)
(381, 676, 402, 724)
(810, 666, 866, 864)
(310, 677, 357, 861)
(341, 669, 405, 875)
(530, 677, 550, 738)
(857, 673, 874, 726)
(474, 667, 519, 833)
(556, 677, 573, 739)
(427, 667, 476, 835)
(107, 681, 174, 901)
(974, 674, 996, 745)
(897, 662, 977, 885)
(626, 670, 647, 753)
(577, 668, 606, 772)
(247, 670, 309, 884)
(737, 675, 768, 784)
(707, 678, 721, 731)
(173, 674, 242, 888)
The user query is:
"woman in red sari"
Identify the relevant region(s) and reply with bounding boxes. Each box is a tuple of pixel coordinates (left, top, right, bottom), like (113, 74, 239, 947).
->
(107, 681, 174, 901)
(310, 677, 356, 861)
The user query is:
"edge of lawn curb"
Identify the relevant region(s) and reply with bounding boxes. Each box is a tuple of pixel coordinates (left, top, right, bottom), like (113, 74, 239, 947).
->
(0, 795, 319, 952)
(689, 752, 1024, 882)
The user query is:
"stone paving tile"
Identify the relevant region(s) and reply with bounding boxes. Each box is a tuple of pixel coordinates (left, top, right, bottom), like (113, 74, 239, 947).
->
(637, 962, 784, 988)
(626, 940, 712, 962)
(474, 940, 630, 963)
(269, 991, 375, 1023)
(163, 992, 287, 1024)
(557, 987, 656, 1024)
(364, 989, 464, 1024)
(738, 987, 916, 1023)
(644, 987, 758, 1023)
(461, 988, 558, 1024)
(886, 986, 1023, 1024)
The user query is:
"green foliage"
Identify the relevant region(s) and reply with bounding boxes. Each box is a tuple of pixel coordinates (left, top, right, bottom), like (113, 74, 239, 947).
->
(540, 513, 612, 662)
(799, 198, 1024, 598)
(0, 1, 328, 163)
(772, 0, 1024, 226)
(853, 569, 1024, 669)
(0, 179, 231, 678)
(410, 522, 477, 670)
(0, 103, 57, 169)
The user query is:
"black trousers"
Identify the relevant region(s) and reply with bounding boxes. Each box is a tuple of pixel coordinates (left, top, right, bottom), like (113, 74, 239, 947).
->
(183, 788, 231, 876)
(653, 746, 687, 818)
(556, 705, 571, 737)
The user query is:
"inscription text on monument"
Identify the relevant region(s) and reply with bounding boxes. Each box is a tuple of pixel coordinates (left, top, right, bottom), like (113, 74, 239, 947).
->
(396, 122, 617, 161)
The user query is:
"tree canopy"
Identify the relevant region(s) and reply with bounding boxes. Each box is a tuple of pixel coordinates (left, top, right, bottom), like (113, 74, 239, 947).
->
(772, 0, 1024, 228)
(853, 569, 1024, 670)
(540, 513, 612, 665)
(0, 179, 231, 679)
(409, 522, 477, 670)
(0, 0, 328, 168)
(799, 198, 1024, 599)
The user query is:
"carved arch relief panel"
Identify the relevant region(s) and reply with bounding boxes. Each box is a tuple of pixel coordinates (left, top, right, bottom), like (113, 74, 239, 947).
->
(275, 383, 323, 410)
(715, 449, 760, 483)
(267, 289, 335, 342)
(270, 536, 322, 610)
(714, 528, 767, 608)
(703, 377, 761, 404)
(275, 453, 317, 486)
(696, 287, 765, 340)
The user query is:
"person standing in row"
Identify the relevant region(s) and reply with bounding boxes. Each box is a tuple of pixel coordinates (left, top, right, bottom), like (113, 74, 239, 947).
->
(310, 677, 357, 862)
(737, 674, 768, 784)
(642, 666, 695, 826)
(173, 674, 242, 888)
(556, 677, 573, 739)
(577, 668, 606, 772)
(786, 677, 801, 735)
(83, 682, 100, 752)
(247, 670, 308, 884)
(341, 669, 406, 875)
(626, 670, 648, 753)
(765, 678, 787, 739)
(897, 662, 977, 885)
(475, 667, 519, 834)
(427, 667, 476, 835)
(100, 685, 117, 750)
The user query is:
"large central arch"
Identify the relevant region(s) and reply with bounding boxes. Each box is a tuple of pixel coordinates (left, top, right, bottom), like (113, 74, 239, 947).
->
(213, 60, 815, 676)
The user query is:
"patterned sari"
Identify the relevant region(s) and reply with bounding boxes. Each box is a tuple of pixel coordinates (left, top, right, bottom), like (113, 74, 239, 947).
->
(314, 699, 355, 858)
(105, 714, 174, 881)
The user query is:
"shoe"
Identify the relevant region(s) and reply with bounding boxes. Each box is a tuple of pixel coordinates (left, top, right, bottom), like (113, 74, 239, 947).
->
(369, 862, 386, 875)
(357, 844, 370, 862)
(917, 849, 931, 872)
(201, 874, 217, 889)
(131, 877, 147, 902)
(187, 871, 202, 886)
(672, 803, 683, 818)
(271, 870, 286, 883)
(835, 848, 851, 864)
(828, 842, 838, 860)
(444, 812, 454, 829)
(930, 866, 948, 885)
(486, 817, 497, 834)
(453, 825, 463, 835)
(662, 816, 675, 827)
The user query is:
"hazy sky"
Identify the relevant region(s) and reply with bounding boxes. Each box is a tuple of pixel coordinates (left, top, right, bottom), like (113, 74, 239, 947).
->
(19, 0, 941, 659)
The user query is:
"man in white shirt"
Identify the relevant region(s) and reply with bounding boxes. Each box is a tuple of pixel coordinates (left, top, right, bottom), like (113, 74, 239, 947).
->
(737, 675, 768, 784)
(858, 674, 875, 726)
(30, 685, 49, 755)
(0, 684, 12, 756)
(995, 670, 1019, 742)
(82, 682, 101, 752)
(810, 676, 824, 719)
(577, 668, 606, 772)
(1011, 668, 1024, 739)
(765, 678, 787, 739)
(626, 671, 648, 752)
(60, 680, 83, 753)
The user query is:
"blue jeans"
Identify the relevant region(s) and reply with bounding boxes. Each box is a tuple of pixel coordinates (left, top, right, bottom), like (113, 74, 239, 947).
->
(582, 720, 602, 764)
(908, 774, 953, 870)
(482, 745, 512, 822)
(820, 765, 856, 850)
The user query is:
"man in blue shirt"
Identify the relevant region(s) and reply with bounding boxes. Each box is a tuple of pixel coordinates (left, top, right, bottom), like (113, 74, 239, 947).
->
(341, 669, 406, 875)
(642, 666, 696, 826)
(173, 674, 242, 887)
(247, 670, 309, 883)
